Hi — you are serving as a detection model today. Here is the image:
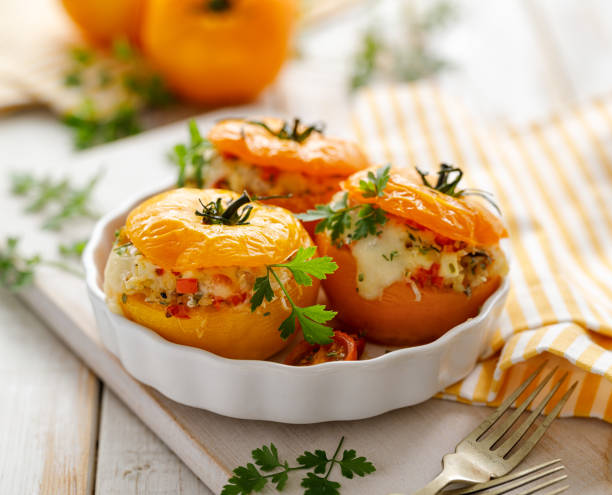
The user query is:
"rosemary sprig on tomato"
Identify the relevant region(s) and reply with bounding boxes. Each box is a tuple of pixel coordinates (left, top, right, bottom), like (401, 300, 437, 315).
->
(195, 191, 293, 226)
(247, 118, 325, 144)
(416, 163, 501, 213)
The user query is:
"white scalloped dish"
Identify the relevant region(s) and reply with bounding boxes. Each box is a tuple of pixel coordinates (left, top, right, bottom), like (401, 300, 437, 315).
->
(84, 185, 510, 424)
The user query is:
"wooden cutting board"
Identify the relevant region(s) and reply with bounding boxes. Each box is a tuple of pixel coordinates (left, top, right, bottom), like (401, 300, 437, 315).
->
(11, 113, 612, 494)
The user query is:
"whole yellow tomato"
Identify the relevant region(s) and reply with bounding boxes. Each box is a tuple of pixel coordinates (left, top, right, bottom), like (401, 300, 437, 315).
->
(141, 0, 298, 104)
(61, 0, 145, 47)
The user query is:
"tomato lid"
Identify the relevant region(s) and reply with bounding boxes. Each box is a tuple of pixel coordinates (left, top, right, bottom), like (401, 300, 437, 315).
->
(342, 167, 508, 246)
(125, 188, 312, 270)
(208, 118, 370, 176)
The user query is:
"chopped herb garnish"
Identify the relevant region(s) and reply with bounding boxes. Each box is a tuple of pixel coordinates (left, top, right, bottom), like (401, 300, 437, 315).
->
(416, 163, 501, 213)
(222, 437, 375, 495)
(248, 118, 325, 144)
(121, 293, 127, 304)
(382, 250, 398, 261)
(170, 120, 213, 188)
(250, 246, 338, 345)
(358, 273, 364, 282)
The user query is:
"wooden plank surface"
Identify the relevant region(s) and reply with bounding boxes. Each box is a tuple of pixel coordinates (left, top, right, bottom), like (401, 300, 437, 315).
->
(95, 389, 211, 495)
(3, 1, 612, 494)
(0, 292, 99, 495)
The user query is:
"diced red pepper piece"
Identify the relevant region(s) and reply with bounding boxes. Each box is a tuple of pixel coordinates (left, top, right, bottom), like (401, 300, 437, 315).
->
(155, 268, 165, 276)
(176, 278, 198, 294)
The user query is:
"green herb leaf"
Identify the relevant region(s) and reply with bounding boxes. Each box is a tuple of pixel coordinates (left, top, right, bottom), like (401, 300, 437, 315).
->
(301, 473, 341, 495)
(222, 463, 267, 495)
(274, 246, 338, 286)
(351, 204, 387, 241)
(252, 444, 281, 472)
(359, 165, 390, 198)
(170, 120, 213, 187)
(298, 193, 356, 245)
(250, 248, 338, 345)
(297, 450, 329, 474)
(250, 275, 275, 312)
(338, 450, 376, 479)
(292, 305, 336, 344)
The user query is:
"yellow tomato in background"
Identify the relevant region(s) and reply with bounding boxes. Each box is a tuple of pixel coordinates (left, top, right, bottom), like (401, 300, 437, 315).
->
(61, 0, 145, 47)
(141, 0, 298, 104)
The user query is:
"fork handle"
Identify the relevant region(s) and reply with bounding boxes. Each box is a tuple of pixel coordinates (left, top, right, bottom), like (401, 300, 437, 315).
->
(409, 472, 452, 495)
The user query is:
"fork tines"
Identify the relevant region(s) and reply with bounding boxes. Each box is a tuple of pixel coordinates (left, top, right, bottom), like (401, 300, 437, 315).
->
(466, 362, 577, 465)
(448, 459, 569, 495)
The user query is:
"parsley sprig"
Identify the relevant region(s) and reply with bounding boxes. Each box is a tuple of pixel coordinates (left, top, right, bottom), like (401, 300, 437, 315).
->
(222, 437, 376, 495)
(250, 246, 338, 345)
(417, 163, 501, 213)
(248, 118, 325, 144)
(171, 120, 213, 188)
(297, 165, 391, 246)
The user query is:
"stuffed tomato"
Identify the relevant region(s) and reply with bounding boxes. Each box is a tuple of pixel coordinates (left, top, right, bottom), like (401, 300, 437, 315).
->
(103, 188, 321, 360)
(309, 165, 509, 346)
(201, 118, 370, 216)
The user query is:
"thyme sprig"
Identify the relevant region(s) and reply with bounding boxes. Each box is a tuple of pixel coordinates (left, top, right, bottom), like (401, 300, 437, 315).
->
(222, 437, 375, 495)
(0, 237, 84, 292)
(297, 165, 391, 246)
(416, 163, 501, 213)
(0, 238, 41, 292)
(248, 118, 325, 144)
(195, 191, 291, 226)
(9, 170, 101, 230)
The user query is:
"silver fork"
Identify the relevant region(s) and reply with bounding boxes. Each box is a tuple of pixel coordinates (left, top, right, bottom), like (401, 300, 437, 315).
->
(393, 362, 577, 495)
(447, 459, 569, 495)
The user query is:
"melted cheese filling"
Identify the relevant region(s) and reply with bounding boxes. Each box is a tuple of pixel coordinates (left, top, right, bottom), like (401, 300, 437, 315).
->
(103, 237, 292, 315)
(346, 218, 507, 300)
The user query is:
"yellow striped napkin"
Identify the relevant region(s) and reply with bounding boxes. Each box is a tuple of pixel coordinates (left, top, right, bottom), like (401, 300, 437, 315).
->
(352, 83, 612, 423)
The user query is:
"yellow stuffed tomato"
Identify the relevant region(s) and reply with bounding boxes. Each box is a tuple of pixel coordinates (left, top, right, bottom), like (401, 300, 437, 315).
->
(104, 188, 318, 360)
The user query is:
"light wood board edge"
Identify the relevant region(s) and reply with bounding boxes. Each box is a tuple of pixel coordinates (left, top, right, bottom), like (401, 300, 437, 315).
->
(19, 282, 231, 494)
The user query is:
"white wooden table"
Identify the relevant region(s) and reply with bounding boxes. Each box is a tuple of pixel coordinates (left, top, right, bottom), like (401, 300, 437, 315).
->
(2, 1, 612, 493)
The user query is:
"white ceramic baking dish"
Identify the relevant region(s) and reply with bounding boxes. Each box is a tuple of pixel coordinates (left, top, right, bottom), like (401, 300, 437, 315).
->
(84, 184, 510, 424)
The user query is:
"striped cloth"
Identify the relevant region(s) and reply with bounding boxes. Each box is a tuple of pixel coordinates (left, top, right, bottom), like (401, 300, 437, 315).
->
(352, 84, 612, 422)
